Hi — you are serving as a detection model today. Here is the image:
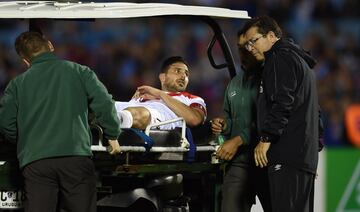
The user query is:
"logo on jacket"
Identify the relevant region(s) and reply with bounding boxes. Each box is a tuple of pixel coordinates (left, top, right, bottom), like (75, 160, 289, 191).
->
(230, 91, 237, 97)
(274, 164, 282, 171)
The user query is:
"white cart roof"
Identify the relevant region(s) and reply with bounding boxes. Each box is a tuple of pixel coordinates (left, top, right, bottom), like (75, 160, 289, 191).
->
(0, 1, 250, 19)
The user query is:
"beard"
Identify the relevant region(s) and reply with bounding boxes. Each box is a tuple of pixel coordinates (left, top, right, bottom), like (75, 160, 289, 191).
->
(165, 82, 186, 92)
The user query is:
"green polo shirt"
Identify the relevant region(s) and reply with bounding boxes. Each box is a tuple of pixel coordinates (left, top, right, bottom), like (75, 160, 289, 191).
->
(221, 73, 258, 165)
(0, 52, 120, 168)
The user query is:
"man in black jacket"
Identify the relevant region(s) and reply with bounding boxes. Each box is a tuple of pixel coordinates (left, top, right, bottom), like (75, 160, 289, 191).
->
(242, 16, 323, 212)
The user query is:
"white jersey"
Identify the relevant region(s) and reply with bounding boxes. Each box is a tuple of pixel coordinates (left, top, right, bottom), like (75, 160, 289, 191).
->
(115, 91, 206, 130)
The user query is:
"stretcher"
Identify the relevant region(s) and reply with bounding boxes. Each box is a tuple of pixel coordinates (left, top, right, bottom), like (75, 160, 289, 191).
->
(91, 117, 218, 159)
(90, 118, 222, 211)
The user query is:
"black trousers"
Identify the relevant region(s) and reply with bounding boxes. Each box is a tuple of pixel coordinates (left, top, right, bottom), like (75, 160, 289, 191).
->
(221, 164, 272, 212)
(253, 166, 272, 212)
(22, 156, 96, 212)
(268, 164, 315, 212)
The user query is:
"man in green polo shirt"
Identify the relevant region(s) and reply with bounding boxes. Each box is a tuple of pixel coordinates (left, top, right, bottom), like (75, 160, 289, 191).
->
(0, 31, 121, 212)
(211, 32, 271, 212)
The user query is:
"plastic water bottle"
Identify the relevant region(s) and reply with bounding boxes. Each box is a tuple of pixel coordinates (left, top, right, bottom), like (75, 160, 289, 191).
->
(212, 134, 225, 164)
(216, 134, 225, 145)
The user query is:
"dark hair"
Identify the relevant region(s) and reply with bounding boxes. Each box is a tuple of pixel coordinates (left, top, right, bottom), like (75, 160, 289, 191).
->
(160, 56, 189, 73)
(237, 23, 247, 38)
(240, 16, 282, 38)
(15, 31, 51, 61)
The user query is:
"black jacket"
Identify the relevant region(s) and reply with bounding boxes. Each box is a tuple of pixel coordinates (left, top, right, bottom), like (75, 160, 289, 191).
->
(257, 38, 322, 173)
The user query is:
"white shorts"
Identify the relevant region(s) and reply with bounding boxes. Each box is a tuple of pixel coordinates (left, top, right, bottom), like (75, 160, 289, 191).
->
(115, 101, 182, 130)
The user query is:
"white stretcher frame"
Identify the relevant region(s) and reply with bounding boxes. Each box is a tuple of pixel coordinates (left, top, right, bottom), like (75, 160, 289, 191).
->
(91, 117, 217, 153)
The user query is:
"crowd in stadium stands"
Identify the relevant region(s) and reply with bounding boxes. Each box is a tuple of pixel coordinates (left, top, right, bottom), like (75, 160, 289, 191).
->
(0, 0, 359, 147)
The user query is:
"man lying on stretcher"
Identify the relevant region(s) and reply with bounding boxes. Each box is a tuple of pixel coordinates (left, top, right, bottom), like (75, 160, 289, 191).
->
(116, 56, 207, 130)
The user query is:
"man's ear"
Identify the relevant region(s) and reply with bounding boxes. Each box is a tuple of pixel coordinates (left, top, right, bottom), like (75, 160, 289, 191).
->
(22, 58, 31, 68)
(48, 41, 54, 52)
(268, 31, 278, 43)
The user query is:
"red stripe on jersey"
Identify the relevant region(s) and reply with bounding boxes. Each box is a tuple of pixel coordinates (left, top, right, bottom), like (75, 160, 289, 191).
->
(190, 103, 207, 116)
